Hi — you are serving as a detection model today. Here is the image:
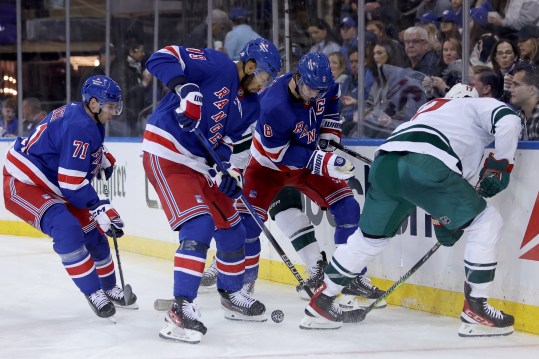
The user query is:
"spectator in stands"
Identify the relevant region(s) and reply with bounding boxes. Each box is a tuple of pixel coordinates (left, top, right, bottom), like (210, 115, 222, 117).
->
(361, 40, 426, 139)
(469, 65, 504, 98)
(422, 37, 463, 98)
(487, 0, 539, 34)
(469, 2, 498, 68)
(339, 16, 358, 65)
(76, 43, 116, 100)
(307, 18, 340, 56)
(450, 0, 463, 28)
(490, 38, 520, 91)
(438, 10, 462, 42)
(415, 0, 452, 19)
(21, 97, 46, 136)
(403, 26, 439, 75)
(184, 9, 230, 49)
(366, 20, 407, 67)
(516, 26, 539, 65)
(1, 98, 18, 137)
(509, 60, 539, 140)
(224, 7, 260, 60)
(111, 37, 152, 137)
(340, 47, 375, 135)
(328, 51, 349, 85)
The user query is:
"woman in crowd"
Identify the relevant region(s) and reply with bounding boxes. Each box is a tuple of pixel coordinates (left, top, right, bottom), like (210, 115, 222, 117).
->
(328, 51, 349, 85)
(423, 37, 463, 98)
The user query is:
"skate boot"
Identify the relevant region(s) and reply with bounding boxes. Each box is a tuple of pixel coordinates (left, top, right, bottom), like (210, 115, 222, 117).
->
(159, 297, 207, 344)
(300, 282, 343, 330)
(296, 258, 327, 301)
(339, 275, 386, 310)
(86, 289, 116, 319)
(218, 288, 267, 321)
(105, 285, 139, 309)
(199, 256, 218, 293)
(241, 281, 256, 295)
(458, 282, 514, 337)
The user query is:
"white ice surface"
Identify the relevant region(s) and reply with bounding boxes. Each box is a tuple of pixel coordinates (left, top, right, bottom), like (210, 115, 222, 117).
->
(1, 235, 539, 359)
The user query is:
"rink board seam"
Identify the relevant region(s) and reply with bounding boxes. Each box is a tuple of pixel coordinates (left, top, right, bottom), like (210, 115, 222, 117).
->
(2, 220, 538, 335)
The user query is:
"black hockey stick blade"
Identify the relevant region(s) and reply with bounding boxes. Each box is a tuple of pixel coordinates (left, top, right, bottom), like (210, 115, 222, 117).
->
(123, 283, 135, 308)
(343, 308, 367, 323)
(154, 298, 174, 311)
(329, 140, 373, 165)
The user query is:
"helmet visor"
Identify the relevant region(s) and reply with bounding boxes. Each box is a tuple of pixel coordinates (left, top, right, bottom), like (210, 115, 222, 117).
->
(251, 68, 277, 92)
(101, 100, 123, 116)
(297, 78, 327, 100)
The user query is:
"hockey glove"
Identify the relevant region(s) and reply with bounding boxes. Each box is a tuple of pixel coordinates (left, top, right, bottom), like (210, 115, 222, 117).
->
(208, 162, 243, 199)
(96, 146, 116, 181)
(318, 116, 343, 152)
(477, 153, 513, 198)
(174, 83, 203, 132)
(432, 218, 463, 247)
(89, 199, 125, 237)
(307, 150, 355, 180)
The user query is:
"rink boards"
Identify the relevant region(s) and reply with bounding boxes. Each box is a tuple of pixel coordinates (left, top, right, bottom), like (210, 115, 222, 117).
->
(1, 138, 538, 334)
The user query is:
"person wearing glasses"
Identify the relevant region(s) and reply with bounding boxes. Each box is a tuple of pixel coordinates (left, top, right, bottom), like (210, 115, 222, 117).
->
(403, 26, 439, 76)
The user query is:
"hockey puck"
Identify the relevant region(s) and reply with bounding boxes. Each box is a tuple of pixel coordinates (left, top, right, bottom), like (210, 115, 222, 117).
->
(271, 309, 284, 323)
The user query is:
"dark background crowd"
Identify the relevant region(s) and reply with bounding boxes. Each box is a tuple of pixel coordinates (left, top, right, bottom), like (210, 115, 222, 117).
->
(1, 0, 538, 140)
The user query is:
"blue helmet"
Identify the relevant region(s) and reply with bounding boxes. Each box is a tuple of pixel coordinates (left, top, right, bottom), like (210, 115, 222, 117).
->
(239, 38, 281, 78)
(297, 52, 334, 92)
(82, 75, 122, 105)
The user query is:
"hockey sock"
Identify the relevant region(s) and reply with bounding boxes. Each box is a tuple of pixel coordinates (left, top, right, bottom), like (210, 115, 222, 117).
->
(330, 197, 360, 245)
(244, 236, 260, 284)
(174, 215, 213, 300)
(84, 229, 115, 290)
(95, 254, 116, 290)
(274, 208, 322, 268)
(59, 246, 101, 295)
(214, 223, 246, 292)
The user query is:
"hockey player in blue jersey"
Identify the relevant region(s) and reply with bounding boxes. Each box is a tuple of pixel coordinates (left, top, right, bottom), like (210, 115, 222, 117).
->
(3, 75, 137, 321)
(141, 38, 281, 343)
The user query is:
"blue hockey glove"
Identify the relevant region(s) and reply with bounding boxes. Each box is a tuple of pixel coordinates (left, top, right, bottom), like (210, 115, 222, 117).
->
(432, 218, 463, 247)
(307, 150, 355, 180)
(174, 83, 203, 132)
(208, 162, 243, 199)
(96, 146, 115, 181)
(89, 199, 125, 237)
(477, 153, 513, 198)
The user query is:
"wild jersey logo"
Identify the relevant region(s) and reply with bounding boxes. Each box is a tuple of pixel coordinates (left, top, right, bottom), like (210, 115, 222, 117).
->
(519, 193, 539, 261)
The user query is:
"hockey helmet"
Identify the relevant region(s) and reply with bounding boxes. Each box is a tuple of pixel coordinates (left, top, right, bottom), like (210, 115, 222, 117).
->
(239, 38, 282, 79)
(82, 75, 123, 115)
(444, 83, 479, 98)
(296, 52, 334, 99)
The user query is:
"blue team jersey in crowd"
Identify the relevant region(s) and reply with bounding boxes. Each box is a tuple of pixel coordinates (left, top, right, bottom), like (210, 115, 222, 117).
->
(142, 45, 248, 174)
(4, 103, 104, 209)
(251, 72, 340, 171)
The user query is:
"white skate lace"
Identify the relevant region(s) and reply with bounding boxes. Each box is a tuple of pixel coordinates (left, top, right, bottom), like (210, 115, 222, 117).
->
(230, 291, 257, 308)
(483, 302, 504, 319)
(89, 289, 110, 310)
(105, 286, 124, 300)
(181, 301, 202, 321)
(358, 275, 377, 290)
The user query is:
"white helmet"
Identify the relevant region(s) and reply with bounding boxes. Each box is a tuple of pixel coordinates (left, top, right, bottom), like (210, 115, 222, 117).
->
(444, 83, 479, 98)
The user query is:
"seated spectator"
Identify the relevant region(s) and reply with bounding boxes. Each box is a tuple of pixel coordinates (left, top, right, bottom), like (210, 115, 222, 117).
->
(76, 43, 116, 100)
(340, 47, 375, 135)
(360, 41, 426, 139)
(403, 26, 440, 75)
(21, 97, 47, 136)
(224, 7, 260, 60)
(1, 98, 18, 137)
(366, 20, 407, 67)
(516, 25, 539, 65)
(184, 9, 230, 49)
(487, 0, 539, 35)
(422, 37, 462, 98)
(468, 65, 504, 98)
(469, 1, 498, 68)
(339, 16, 358, 67)
(490, 38, 520, 95)
(328, 51, 349, 85)
(415, 0, 452, 19)
(438, 9, 461, 42)
(509, 60, 539, 140)
(449, 0, 463, 28)
(307, 18, 340, 56)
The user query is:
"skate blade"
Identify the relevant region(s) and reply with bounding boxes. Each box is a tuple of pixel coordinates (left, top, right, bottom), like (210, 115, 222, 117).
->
(154, 298, 174, 311)
(458, 322, 514, 337)
(116, 302, 139, 310)
(338, 294, 387, 310)
(107, 315, 117, 324)
(222, 308, 268, 322)
(299, 314, 343, 330)
(159, 322, 203, 344)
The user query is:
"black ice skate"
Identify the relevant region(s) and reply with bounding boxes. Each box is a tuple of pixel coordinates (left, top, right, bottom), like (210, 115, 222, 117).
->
(300, 283, 343, 330)
(218, 288, 267, 321)
(86, 289, 116, 320)
(199, 256, 218, 293)
(339, 275, 387, 310)
(159, 297, 207, 344)
(296, 258, 327, 301)
(458, 282, 514, 337)
(105, 285, 139, 309)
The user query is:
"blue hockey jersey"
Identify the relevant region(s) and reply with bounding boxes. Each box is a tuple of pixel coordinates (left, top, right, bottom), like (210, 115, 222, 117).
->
(142, 45, 248, 174)
(4, 103, 105, 209)
(251, 72, 340, 171)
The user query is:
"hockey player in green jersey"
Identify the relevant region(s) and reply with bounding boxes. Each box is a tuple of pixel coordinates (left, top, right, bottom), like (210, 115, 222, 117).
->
(301, 83, 521, 337)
